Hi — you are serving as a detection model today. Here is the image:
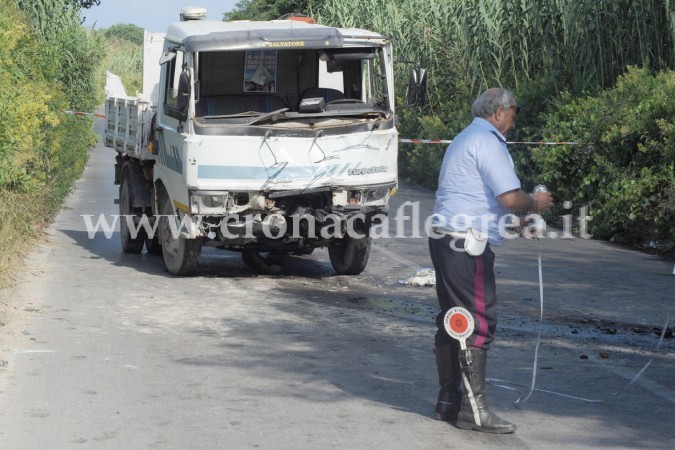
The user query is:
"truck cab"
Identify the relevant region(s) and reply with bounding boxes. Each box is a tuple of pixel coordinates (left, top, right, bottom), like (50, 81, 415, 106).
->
(106, 7, 425, 276)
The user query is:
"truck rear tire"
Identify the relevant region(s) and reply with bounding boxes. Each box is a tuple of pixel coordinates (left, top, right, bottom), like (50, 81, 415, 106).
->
(159, 194, 202, 276)
(119, 174, 146, 254)
(328, 235, 371, 275)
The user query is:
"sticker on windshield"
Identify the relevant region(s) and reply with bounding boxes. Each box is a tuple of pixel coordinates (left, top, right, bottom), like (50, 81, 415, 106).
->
(244, 50, 277, 93)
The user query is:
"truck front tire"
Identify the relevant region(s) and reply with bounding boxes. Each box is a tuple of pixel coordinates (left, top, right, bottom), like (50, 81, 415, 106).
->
(328, 235, 371, 275)
(159, 194, 202, 276)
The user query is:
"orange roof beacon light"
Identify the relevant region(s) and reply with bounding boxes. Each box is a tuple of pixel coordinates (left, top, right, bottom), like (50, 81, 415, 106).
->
(277, 13, 317, 24)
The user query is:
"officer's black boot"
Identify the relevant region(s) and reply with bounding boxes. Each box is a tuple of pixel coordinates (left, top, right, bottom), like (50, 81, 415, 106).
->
(433, 342, 462, 422)
(456, 347, 517, 434)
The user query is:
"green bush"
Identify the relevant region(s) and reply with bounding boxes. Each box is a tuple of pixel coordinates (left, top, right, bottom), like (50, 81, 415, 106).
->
(396, 99, 473, 188)
(536, 67, 675, 251)
(0, 1, 62, 190)
(1, 0, 103, 288)
(104, 23, 144, 45)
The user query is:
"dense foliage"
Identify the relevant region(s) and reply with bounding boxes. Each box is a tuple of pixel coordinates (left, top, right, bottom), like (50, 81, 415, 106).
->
(74, 0, 100, 8)
(103, 23, 144, 45)
(537, 68, 674, 250)
(313, 0, 675, 250)
(1, 0, 104, 286)
(224, 0, 314, 21)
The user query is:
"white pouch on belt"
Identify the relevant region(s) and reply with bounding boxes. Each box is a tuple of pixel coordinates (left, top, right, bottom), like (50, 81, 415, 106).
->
(464, 228, 488, 256)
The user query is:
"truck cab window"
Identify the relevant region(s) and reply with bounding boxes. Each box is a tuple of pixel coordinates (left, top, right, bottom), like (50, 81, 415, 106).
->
(366, 53, 386, 106)
(164, 50, 186, 111)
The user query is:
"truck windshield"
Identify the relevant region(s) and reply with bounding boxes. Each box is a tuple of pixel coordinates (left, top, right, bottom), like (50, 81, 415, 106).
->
(194, 47, 390, 123)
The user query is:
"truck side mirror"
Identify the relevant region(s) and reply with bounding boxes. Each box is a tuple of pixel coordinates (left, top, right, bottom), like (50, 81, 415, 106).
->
(159, 49, 177, 65)
(407, 67, 427, 107)
(176, 70, 191, 121)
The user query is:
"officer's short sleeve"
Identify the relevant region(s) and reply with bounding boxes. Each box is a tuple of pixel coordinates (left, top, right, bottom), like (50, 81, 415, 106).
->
(477, 142, 521, 197)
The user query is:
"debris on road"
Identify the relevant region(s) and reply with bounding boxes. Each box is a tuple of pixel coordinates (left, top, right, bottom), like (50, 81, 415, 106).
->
(398, 268, 436, 286)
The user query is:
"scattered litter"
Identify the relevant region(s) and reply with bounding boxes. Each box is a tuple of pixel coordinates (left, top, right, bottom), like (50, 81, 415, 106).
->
(398, 268, 436, 286)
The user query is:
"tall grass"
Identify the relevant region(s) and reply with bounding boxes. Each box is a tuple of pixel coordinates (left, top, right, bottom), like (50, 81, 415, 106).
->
(93, 23, 144, 101)
(315, 0, 675, 103)
(314, 0, 674, 250)
(15, 0, 78, 39)
(99, 37, 143, 97)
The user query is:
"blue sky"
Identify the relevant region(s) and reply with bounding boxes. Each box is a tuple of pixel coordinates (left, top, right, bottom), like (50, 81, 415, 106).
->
(82, 1, 240, 32)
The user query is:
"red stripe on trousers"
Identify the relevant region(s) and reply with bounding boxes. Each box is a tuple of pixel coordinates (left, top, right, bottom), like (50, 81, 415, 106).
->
(473, 256, 488, 348)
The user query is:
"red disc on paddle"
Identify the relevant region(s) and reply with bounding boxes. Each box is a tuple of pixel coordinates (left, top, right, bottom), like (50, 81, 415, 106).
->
(443, 307, 475, 342)
(449, 313, 469, 334)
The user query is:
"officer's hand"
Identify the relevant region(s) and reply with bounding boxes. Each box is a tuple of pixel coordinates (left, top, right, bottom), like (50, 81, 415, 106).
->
(534, 191, 553, 212)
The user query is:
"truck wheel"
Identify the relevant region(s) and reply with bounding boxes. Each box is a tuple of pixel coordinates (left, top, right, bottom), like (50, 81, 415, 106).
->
(119, 174, 146, 254)
(328, 236, 371, 275)
(159, 194, 202, 276)
(241, 249, 285, 275)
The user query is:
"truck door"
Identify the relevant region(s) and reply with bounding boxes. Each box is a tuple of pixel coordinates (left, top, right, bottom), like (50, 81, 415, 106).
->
(157, 47, 190, 211)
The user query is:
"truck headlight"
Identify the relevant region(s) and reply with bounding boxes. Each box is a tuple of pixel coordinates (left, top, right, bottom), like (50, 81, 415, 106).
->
(366, 188, 390, 202)
(190, 191, 229, 215)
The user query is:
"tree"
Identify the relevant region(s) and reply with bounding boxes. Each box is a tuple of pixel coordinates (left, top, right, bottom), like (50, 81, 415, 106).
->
(72, 0, 100, 9)
(223, 0, 314, 21)
(104, 23, 144, 45)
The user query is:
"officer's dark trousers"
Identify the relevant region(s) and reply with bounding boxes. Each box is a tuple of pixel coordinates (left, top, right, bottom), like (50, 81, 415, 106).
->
(428, 236, 497, 349)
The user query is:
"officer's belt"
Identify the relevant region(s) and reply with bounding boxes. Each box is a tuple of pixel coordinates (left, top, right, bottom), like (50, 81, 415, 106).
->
(431, 227, 467, 239)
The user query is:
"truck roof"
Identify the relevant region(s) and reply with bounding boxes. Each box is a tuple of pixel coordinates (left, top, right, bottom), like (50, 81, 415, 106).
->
(165, 19, 388, 52)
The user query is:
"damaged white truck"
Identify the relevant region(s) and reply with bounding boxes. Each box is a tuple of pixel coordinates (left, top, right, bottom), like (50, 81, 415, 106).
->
(104, 7, 426, 276)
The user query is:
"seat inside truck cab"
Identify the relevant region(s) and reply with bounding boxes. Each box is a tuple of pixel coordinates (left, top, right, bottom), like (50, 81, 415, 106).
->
(298, 87, 345, 106)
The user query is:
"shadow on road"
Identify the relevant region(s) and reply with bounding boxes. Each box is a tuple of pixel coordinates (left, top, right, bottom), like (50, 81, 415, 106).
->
(169, 279, 675, 448)
(60, 229, 338, 280)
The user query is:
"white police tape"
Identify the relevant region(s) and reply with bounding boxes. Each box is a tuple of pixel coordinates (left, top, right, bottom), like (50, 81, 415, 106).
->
(61, 110, 105, 119)
(56, 113, 589, 147)
(513, 240, 546, 406)
(400, 138, 587, 146)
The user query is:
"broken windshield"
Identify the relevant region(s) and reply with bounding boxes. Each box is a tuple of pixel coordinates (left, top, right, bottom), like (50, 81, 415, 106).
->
(194, 47, 390, 123)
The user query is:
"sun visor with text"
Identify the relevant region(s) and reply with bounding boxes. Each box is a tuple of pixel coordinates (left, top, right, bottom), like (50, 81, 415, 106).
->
(183, 28, 345, 52)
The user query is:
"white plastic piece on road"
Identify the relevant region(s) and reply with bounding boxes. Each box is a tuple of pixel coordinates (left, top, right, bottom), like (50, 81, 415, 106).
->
(398, 268, 436, 286)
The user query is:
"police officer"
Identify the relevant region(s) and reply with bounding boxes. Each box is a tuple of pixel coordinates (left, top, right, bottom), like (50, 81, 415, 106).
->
(429, 88, 553, 433)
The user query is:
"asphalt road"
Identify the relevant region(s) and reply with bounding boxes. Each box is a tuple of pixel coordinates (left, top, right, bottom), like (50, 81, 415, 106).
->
(0, 129, 673, 449)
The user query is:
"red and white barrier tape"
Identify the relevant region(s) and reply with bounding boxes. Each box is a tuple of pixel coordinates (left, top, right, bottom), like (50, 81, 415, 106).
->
(61, 110, 106, 119)
(400, 138, 586, 146)
(59, 112, 586, 147)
